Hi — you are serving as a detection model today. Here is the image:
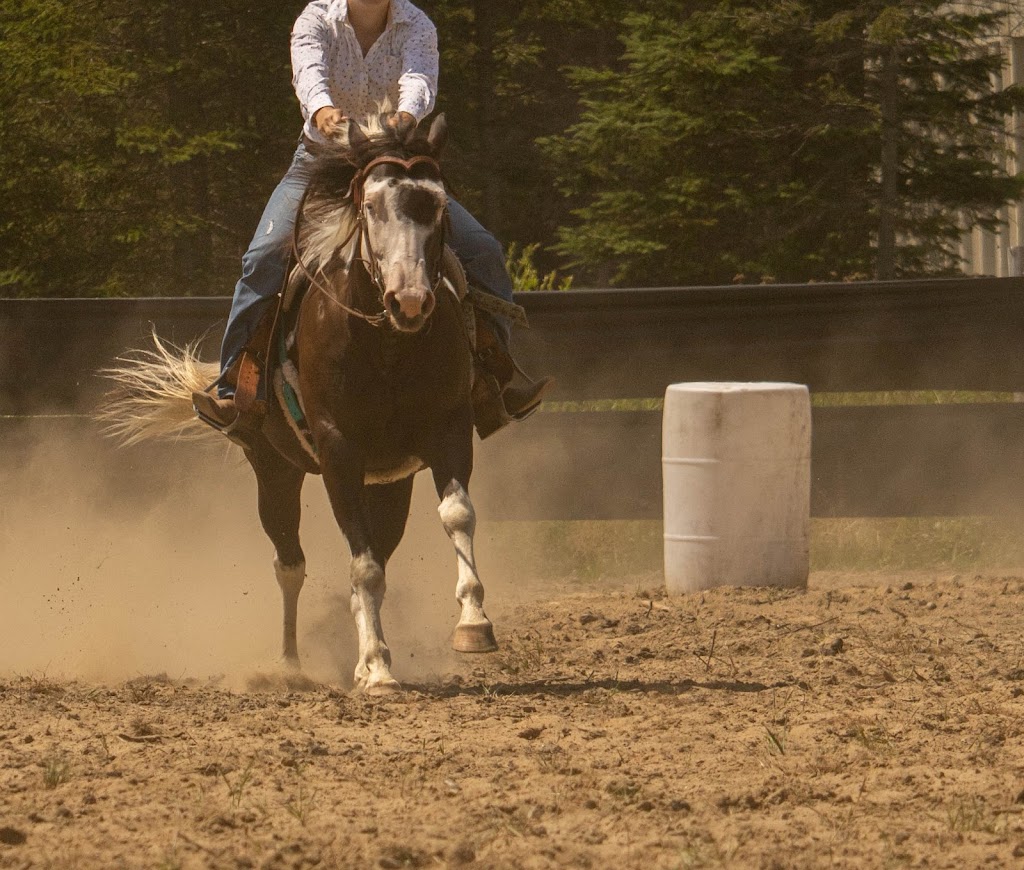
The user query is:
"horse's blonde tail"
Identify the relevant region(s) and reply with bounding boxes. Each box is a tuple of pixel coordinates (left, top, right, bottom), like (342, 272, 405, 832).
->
(96, 332, 221, 446)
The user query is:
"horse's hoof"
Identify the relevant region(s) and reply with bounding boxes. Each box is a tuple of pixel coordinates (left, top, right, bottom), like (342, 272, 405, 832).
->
(452, 622, 498, 653)
(362, 678, 402, 697)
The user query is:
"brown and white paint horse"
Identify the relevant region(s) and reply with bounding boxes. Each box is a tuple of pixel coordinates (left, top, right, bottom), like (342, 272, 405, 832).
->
(102, 113, 495, 693)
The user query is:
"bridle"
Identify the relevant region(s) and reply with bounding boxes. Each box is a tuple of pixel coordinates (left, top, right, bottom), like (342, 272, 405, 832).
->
(292, 153, 448, 328)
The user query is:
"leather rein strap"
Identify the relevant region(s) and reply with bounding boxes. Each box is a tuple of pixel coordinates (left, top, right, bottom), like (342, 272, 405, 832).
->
(348, 154, 442, 210)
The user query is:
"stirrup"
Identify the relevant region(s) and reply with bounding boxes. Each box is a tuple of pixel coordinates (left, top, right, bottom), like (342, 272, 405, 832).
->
(504, 376, 555, 421)
(472, 372, 511, 440)
(192, 391, 258, 448)
(471, 372, 556, 439)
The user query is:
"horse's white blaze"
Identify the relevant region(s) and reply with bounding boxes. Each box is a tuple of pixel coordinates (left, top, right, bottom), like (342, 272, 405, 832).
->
(438, 482, 490, 630)
(362, 176, 445, 301)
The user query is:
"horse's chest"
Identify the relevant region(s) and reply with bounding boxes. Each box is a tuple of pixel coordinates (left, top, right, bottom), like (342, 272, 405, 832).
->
(337, 363, 459, 453)
(303, 309, 472, 479)
(350, 335, 469, 415)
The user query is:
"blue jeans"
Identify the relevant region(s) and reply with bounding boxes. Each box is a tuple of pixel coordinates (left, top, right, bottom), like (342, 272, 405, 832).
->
(219, 143, 514, 396)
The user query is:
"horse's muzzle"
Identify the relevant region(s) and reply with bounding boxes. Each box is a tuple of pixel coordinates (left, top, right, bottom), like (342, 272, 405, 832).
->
(384, 289, 435, 332)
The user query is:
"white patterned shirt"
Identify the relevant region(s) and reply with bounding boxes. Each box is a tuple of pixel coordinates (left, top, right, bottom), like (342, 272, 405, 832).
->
(291, 0, 438, 143)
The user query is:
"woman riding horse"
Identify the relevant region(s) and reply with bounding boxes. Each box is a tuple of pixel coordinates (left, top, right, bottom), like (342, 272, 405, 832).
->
(103, 111, 505, 692)
(193, 0, 552, 435)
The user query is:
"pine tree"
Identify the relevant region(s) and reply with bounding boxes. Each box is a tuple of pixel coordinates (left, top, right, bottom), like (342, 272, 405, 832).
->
(0, 0, 132, 294)
(0, 0, 298, 297)
(864, 0, 1024, 277)
(420, 0, 625, 275)
(544, 0, 1024, 286)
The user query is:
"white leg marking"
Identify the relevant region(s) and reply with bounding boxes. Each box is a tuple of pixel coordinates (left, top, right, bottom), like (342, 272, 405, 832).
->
(349, 552, 399, 692)
(439, 483, 496, 652)
(274, 558, 306, 668)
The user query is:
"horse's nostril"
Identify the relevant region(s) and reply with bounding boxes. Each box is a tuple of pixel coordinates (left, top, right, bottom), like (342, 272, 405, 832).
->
(422, 293, 436, 317)
(384, 291, 401, 316)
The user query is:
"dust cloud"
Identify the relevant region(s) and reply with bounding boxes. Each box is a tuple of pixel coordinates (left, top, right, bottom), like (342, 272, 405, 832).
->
(0, 420, 506, 687)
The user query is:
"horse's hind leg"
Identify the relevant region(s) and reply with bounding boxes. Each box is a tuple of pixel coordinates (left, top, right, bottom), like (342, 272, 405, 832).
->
(247, 443, 307, 669)
(435, 477, 497, 653)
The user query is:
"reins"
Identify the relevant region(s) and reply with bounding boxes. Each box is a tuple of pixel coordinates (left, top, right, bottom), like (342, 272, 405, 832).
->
(291, 187, 386, 325)
(291, 153, 447, 328)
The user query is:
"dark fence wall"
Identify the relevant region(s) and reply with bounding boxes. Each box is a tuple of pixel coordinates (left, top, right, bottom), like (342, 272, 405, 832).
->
(4, 277, 1024, 519)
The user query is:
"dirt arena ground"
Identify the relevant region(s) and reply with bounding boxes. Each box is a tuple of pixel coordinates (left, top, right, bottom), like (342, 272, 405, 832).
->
(2, 429, 1024, 868)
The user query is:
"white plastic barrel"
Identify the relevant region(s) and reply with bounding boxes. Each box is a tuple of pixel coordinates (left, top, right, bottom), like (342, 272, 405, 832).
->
(662, 382, 810, 594)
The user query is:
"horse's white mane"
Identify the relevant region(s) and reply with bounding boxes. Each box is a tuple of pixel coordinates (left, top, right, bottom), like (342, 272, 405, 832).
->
(297, 108, 392, 269)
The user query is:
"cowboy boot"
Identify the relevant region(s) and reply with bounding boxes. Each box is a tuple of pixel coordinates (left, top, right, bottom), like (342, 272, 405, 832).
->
(192, 391, 240, 429)
(472, 318, 555, 439)
(192, 345, 266, 448)
(192, 348, 246, 433)
(192, 390, 264, 449)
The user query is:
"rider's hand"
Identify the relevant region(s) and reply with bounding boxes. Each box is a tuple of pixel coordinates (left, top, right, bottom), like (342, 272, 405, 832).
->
(314, 106, 346, 137)
(388, 111, 416, 138)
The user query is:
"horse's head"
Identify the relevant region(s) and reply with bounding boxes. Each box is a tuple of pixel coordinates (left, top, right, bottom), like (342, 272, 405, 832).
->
(346, 114, 450, 333)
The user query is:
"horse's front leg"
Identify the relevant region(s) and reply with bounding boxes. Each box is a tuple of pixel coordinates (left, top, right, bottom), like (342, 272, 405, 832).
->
(319, 429, 400, 694)
(431, 409, 497, 653)
(438, 479, 497, 652)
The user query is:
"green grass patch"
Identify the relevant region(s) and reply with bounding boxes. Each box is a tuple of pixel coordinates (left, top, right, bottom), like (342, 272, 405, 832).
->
(540, 391, 1018, 414)
(811, 390, 1015, 407)
(811, 516, 1024, 571)
(484, 515, 1024, 581)
(485, 519, 663, 583)
(540, 398, 662, 413)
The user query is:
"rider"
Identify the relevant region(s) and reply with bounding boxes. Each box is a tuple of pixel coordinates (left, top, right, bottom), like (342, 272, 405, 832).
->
(193, 0, 552, 434)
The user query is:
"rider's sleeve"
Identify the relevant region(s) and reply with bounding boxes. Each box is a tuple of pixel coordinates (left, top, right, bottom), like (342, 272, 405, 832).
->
(397, 16, 438, 122)
(291, 3, 335, 123)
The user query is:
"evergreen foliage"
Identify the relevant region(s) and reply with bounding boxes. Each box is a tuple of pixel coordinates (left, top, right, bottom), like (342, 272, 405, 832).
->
(1, 0, 1023, 295)
(419, 0, 624, 274)
(544, 0, 1024, 285)
(0, 0, 297, 297)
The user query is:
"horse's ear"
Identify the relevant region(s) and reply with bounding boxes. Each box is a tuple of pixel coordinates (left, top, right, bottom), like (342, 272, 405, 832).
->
(426, 113, 448, 156)
(393, 113, 418, 144)
(346, 117, 369, 149)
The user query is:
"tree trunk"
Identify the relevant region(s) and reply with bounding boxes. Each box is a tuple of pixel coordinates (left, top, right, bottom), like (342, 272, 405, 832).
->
(876, 46, 899, 280)
(472, 0, 503, 231)
(164, 4, 213, 294)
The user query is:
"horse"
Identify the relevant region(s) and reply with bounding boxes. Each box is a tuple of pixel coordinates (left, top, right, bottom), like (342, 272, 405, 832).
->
(100, 112, 496, 694)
